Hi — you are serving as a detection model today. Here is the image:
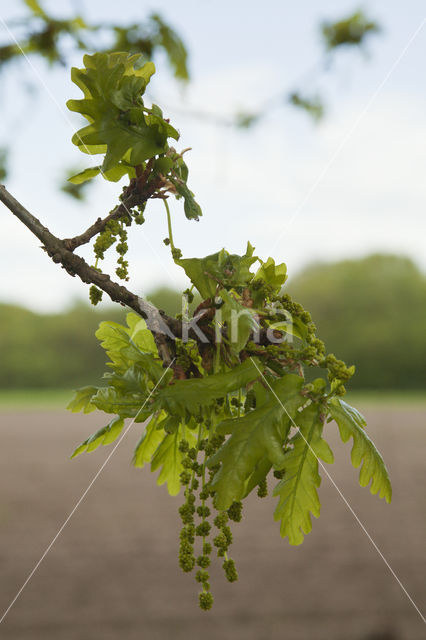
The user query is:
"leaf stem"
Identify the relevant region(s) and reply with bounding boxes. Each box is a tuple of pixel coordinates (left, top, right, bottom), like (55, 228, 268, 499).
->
(163, 198, 175, 252)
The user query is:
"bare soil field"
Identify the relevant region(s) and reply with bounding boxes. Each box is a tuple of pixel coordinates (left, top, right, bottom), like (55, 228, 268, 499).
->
(0, 406, 424, 640)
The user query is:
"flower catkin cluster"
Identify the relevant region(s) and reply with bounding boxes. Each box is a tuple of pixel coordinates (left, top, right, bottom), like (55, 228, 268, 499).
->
(177, 433, 242, 611)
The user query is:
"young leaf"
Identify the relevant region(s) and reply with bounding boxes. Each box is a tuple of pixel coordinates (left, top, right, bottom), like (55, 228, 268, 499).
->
(133, 414, 166, 468)
(219, 288, 258, 354)
(253, 256, 287, 291)
(242, 457, 272, 499)
(90, 386, 148, 419)
(68, 163, 135, 184)
(169, 178, 202, 220)
(153, 358, 261, 416)
(176, 243, 258, 299)
(150, 425, 197, 496)
(328, 398, 392, 502)
(67, 52, 178, 173)
(95, 319, 164, 382)
(71, 416, 125, 458)
(273, 404, 334, 545)
(208, 374, 305, 510)
(67, 386, 97, 413)
(126, 313, 158, 353)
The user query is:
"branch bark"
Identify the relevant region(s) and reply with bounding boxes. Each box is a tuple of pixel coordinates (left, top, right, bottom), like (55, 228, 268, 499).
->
(0, 184, 180, 364)
(62, 170, 165, 252)
(0, 184, 273, 368)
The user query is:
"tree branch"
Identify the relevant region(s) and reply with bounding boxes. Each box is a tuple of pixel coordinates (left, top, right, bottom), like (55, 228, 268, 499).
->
(0, 184, 180, 365)
(62, 199, 133, 252)
(0, 184, 274, 368)
(62, 169, 165, 252)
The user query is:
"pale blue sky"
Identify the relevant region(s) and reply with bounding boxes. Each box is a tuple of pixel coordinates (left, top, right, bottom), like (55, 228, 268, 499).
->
(1, 0, 425, 311)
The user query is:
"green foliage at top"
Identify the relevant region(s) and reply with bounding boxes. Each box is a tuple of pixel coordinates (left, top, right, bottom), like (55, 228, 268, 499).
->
(322, 10, 380, 50)
(67, 53, 178, 173)
(65, 52, 201, 247)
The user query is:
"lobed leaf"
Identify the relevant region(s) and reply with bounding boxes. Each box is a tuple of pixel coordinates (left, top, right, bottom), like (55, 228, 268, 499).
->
(95, 316, 164, 383)
(67, 52, 178, 174)
(208, 374, 305, 510)
(176, 243, 257, 299)
(150, 424, 197, 495)
(273, 404, 334, 545)
(90, 386, 148, 418)
(71, 416, 125, 458)
(67, 386, 97, 413)
(133, 413, 167, 468)
(153, 358, 261, 417)
(253, 256, 287, 291)
(328, 398, 392, 502)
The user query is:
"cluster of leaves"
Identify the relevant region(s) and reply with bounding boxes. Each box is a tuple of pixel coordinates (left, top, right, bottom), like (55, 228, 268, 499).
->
(65, 52, 201, 298)
(65, 51, 391, 610)
(0, 0, 188, 197)
(69, 244, 392, 608)
(322, 10, 380, 50)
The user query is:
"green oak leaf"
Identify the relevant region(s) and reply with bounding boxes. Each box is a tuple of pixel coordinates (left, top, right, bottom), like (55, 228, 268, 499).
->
(67, 386, 97, 413)
(170, 177, 202, 220)
(68, 163, 136, 184)
(125, 313, 158, 353)
(71, 415, 125, 458)
(150, 424, 197, 495)
(243, 457, 272, 499)
(90, 386, 146, 418)
(153, 358, 261, 418)
(176, 242, 258, 299)
(219, 288, 258, 354)
(328, 398, 392, 502)
(95, 316, 165, 383)
(208, 374, 305, 509)
(253, 256, 287, 291)
(273, 404, 334, 545)
(67, 52, 179, 173)
(133, 413, 167, 468)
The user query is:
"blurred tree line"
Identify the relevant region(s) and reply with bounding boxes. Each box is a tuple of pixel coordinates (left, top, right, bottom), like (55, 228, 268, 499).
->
(0, 254, 425, 391)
